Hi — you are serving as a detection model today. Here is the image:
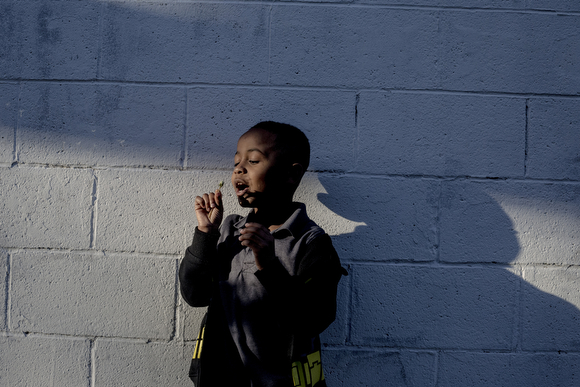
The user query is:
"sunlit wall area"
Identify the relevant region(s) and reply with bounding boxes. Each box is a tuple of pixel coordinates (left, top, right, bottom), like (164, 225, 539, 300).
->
(1, 1, 579, 386)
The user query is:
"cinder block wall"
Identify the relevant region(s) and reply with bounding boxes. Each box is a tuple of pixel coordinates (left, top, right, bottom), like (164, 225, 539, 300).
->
(1, 1, 579, 386)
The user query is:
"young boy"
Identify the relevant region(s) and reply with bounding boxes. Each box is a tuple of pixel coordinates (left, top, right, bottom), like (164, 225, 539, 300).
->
(179, 121, 346, 387)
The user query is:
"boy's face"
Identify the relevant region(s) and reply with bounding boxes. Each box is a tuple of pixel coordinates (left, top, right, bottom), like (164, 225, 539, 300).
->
(231, 128, 288, 209)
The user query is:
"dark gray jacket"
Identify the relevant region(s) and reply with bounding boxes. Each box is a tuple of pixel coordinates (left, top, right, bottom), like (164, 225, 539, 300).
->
(179, 203, 345, 387)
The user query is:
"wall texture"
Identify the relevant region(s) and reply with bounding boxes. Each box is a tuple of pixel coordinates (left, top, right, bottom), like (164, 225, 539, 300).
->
(1, 1, 579, 386)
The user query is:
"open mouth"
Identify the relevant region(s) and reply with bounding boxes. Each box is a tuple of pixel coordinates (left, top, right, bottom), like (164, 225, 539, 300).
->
(235, 182, 249, 197)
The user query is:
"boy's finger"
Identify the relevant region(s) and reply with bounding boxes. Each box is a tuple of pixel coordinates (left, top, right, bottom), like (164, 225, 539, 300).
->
(240, 238, 267, 251)
(239, 230, 272, 250)
(240, 227, 266, 238)
(202, 193, 213, 212)
(208, 192, 216, 208)
(214, 190, 223, 208)
(240, 225, 257, 233)
(194, 196, 207, 210)
(239, 235, 256, 246)
(238, 232, 262, 244)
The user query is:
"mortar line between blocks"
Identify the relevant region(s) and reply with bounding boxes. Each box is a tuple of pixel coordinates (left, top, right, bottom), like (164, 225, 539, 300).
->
(4, 252, 11, 331)
(514, 265, 524, 352)
(433, 350, 440, 387)
(5, 79, 580, 99)
(171, 259, 180, 341)
(90, 339, 97, 387)
(435, 181, 443, 263)
(524, 98, 530, 178)
(89, 171, 99, 250)
(267, 5, 273, 85)
(14, 82, 22, 163)
(346, 264, 354, 344)
(182, 88, 189, 169)
(354, 92, 360, 172)
(191, 1, 580, 16)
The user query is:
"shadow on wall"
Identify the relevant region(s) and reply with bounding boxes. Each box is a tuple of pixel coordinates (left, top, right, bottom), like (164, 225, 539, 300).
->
(0, 1, 274, 169)
(316, 175, 580, 386)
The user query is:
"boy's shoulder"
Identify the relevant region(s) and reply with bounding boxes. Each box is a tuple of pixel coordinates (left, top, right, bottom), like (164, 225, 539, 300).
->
(295, 213, 325, 245)
(275, 202, 325, 242)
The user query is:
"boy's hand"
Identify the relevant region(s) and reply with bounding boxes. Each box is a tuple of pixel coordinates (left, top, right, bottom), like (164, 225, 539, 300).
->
(239, 222, 275, 270)
(195, 189, 223, 233)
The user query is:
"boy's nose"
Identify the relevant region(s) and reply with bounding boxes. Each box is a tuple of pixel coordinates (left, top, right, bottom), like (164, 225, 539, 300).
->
(233, 164, 245, 174)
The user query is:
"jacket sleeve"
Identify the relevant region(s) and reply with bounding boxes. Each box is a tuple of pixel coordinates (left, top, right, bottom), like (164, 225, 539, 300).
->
(254, 233, 347, 337)
(178, 227, 220, 307)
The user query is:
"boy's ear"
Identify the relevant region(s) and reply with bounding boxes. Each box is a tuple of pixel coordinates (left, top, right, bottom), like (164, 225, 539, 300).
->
(287, 163, 305, 186)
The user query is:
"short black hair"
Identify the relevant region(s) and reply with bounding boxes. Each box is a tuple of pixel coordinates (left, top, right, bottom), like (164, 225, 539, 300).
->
(251, 121, 310, 171)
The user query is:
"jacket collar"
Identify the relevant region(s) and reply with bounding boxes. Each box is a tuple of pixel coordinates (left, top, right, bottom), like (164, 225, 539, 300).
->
(233, 203, 307, 238)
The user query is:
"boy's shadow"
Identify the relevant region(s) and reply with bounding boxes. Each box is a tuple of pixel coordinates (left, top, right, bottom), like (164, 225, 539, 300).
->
(316, 175, 580, 386)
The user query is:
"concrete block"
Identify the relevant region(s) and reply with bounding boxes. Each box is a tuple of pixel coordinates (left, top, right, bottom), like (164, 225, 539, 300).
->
(94, 339, 194, 387)
(438, 12, 580, 94)
(270, 7, 440, 89)
(489, 181, 579, 265)
(0, 1, 99, 80)
(438, 351, 580, 386)
(521, 266, 580, 351)
(0, 83, 17, 164)
(323, 348, 436, 387)
(359, 0, 580, 12)
(0, 166, 92, 249)
(527, 98, 580, 180)
(99, 2, 269, 84)
(95, 168, 237, 255)
(0, 335, 90, 387)
(10, 250, 176, 339)
(351, 264, 518, 349)
(526, 0, 580, 11)
(309, 175, 439, 262)
(295, 173, 369, 239)
(441, 180, 580, 264)
(186, 87, 356, 172)
(357, 91, 525, 177)
(177, 301, 207, 342)
(359, 0, 528, 9)
(439, 180, 521, 264)
(18, 82, 185, 167)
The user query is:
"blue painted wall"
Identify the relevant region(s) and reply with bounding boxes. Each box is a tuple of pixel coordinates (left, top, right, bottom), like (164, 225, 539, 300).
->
(1, 1, 579, 386)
